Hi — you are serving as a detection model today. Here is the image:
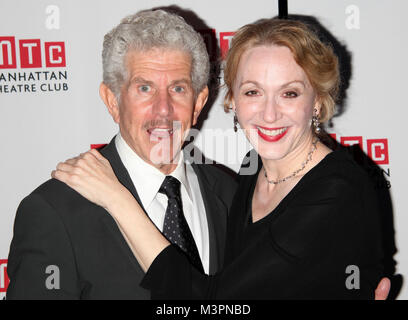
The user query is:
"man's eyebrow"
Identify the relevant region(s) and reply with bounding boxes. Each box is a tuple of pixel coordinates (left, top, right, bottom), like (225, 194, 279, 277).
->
(130, 76, 154, 85)
(170, 78, 192, 86)
(129, 77, 192, 87)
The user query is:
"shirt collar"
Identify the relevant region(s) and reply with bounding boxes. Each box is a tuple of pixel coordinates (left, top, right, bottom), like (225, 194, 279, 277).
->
(115, 133, 192, 208)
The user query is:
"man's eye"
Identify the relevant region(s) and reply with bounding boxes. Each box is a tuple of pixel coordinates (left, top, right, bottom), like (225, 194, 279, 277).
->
(173, 86, 185, 93)
(283, 91, 298, 98)
(139, 85, 151, 92)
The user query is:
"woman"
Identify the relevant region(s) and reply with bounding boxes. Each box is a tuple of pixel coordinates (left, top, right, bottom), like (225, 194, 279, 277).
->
(53, 18, 384, 299)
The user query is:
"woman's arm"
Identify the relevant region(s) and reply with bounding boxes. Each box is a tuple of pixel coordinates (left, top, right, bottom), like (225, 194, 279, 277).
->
(104, 186, 170, 272)
(52, 149, 390, 299)
(51, 149, 170, 272)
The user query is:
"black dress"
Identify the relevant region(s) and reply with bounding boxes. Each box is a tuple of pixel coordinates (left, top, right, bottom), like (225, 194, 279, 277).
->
(141, 148, 384, 299)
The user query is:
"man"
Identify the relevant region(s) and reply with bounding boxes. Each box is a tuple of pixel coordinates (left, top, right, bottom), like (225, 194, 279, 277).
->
(6, 9, 237, 299)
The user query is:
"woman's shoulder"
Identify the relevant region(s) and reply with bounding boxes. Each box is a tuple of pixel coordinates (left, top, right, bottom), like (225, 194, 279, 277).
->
(308, 145, 375, 192)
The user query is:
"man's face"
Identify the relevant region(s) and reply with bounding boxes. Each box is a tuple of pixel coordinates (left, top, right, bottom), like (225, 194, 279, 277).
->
(102, 48, 208, 173)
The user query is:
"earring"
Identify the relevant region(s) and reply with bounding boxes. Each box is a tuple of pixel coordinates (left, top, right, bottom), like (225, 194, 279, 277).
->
(312, 108, 321, 134)
(233, 113, 238, 132)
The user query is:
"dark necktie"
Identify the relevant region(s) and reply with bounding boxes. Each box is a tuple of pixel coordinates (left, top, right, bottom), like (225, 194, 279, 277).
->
(159, 175, 204, 273)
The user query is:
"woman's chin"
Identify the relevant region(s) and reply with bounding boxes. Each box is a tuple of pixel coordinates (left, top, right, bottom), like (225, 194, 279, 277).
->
(254, 146, 288, 162)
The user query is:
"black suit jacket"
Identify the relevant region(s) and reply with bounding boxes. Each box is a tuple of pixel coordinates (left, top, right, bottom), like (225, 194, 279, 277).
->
(6, 138, 237, 299)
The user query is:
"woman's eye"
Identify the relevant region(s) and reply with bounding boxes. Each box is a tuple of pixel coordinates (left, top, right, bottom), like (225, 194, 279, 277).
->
(283, 91, 298, 98)
(139, 85, 151, 93)
(245, 90, 258, 96)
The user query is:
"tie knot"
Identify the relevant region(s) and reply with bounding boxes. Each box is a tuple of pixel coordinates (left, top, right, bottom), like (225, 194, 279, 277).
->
(159, 176, 181, 199)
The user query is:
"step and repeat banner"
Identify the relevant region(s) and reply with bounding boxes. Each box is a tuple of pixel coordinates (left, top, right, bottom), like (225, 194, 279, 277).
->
(0, 0, 406, 299)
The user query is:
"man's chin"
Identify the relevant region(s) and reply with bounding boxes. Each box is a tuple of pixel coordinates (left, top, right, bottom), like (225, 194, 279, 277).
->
(148, 144, 181, 166)
(148, 130, 183, 165)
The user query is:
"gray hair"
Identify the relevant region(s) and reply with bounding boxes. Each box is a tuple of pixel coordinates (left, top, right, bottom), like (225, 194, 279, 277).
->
(102, 9, 210, 99)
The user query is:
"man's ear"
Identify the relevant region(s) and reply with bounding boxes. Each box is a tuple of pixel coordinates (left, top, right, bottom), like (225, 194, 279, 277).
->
(100, 83, 120, 124)
(192, 86, 209, 126)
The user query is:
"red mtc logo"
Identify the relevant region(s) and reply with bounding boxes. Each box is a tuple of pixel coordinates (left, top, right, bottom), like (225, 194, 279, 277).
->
(0, 36, 66, 69)
(0, 259, 9, 293)
(196, 30, 235, 61)
(219, 32, 235, 60)
(90, 144, 107, 150)
(331, 134, 389, 165)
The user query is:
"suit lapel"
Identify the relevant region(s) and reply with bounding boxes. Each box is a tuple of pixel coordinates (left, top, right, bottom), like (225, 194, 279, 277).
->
(98, 137, 149, 283)
(100, 137, 146, 211)
(191, 163, 228, 275)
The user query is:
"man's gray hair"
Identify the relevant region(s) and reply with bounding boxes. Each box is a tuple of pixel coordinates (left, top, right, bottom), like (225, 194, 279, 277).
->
(102, 9, 210, 99)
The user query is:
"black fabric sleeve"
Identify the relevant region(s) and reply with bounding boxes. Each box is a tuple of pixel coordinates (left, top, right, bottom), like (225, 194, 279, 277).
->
(6, 193, 81, 299)
(141, 245, 192, 299)
(140, 245, 219, 300)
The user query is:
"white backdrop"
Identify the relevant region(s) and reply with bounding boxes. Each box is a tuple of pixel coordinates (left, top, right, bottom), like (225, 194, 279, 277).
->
(0, 0, 406, 299)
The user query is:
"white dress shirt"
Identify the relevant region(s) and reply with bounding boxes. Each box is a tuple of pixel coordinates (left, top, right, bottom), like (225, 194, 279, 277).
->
(115, 133, 210, 274)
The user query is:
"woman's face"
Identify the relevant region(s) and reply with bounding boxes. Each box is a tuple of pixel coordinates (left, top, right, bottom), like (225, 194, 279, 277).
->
(232, 45, 319, 161)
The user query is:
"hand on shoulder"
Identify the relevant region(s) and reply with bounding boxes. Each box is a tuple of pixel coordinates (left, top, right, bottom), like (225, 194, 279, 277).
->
(51, 149, 127, 210)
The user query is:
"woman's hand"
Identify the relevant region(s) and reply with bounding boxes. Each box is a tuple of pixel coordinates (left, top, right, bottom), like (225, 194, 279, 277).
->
(51, 149, 126, 211)
(52, 148, 169, 271)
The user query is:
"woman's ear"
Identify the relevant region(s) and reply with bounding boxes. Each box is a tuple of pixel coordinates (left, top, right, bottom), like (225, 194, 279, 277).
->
(313, 96, 322, 117)
(230, 97, 236, 113)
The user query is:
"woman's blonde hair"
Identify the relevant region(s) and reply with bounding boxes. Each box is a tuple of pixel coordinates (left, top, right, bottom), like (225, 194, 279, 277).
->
(223, 18, 339, 123)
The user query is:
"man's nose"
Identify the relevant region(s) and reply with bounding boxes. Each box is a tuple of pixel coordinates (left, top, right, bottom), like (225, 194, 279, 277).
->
(153, 90, 173, 117)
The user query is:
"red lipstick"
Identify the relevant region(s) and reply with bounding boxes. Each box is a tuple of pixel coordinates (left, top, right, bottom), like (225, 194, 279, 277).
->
(257, 126, 288, 142)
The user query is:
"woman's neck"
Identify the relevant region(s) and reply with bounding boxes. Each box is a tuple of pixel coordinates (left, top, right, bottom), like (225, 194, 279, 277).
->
(261, 133, 327, 185)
